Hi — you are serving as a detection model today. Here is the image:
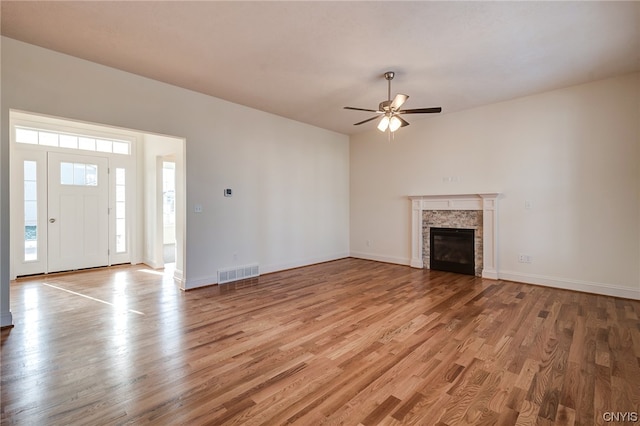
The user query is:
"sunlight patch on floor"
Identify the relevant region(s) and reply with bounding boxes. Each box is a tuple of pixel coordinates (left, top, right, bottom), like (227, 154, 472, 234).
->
(42, 282, 145, 315)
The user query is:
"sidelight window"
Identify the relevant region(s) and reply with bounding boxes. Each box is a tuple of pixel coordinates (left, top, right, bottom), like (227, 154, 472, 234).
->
(23, 161, 38, 262)
(115, 168, 126, 253)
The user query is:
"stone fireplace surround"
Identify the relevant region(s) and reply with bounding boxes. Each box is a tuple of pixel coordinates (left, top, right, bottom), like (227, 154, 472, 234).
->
(409, 194, 500, 279)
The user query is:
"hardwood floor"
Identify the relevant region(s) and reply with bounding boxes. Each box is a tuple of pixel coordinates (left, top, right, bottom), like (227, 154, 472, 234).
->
(1, 258, 639, 425)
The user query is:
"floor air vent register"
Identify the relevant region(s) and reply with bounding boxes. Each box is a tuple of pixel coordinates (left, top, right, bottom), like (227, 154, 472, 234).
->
(217, 264, 260, 284)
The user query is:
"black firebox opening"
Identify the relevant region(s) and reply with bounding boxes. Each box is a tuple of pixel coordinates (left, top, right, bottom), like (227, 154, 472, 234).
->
(430, 227, 475, 275)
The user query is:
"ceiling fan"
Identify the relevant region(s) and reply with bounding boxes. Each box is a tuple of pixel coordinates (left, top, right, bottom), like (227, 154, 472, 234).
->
(344, 71, 441, 133)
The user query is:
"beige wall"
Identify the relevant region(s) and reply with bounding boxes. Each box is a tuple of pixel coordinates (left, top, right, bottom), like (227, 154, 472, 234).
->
(0, 37, 350, 300)
(1, 37, 637, 329)
(350, 73, 640, 299)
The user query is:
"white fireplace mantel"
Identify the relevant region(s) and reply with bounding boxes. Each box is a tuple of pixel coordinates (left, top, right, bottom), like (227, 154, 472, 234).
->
(409, 193, 500, 279)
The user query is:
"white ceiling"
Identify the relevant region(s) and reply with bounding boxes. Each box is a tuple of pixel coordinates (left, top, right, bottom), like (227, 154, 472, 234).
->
(2, 1, 639, 135)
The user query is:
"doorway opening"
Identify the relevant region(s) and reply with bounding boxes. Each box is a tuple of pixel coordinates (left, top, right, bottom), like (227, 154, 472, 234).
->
(163, 161, 176, 265)
(10, 110, 186, 287)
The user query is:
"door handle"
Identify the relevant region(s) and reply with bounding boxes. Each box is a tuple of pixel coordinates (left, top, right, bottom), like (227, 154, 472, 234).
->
(49, 218, 56, 223)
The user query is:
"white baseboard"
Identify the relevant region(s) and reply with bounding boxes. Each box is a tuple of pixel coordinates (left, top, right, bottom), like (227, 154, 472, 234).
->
(173, 268, 185, 289)
(352, 253, 639, 300)
(182, 252, 351, 290)
(142, 258, 163, 270)
(498, 270, 640, 300)
(410, 260, 424, 268)
(182, 274, 218, 290)
(177, 255, 639, 300)
(260, 252, 350, 275)
(349, 251, 411, 266)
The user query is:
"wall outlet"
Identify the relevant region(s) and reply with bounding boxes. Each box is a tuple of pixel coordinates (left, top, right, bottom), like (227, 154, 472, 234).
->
(194, 204, 203, 213)
(366, 240, 371, 247)
(518, 254, 532, 263)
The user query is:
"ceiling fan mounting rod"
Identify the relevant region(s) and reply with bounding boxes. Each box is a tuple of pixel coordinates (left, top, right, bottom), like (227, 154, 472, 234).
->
(384, 71, 394, 103)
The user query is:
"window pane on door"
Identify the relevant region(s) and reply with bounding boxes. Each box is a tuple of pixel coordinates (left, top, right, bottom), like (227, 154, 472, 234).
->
(61, 162, 99, 186)
(61, 162, 74, 185)
(73, 163, 86, 185)
(85, 164, 98, 186)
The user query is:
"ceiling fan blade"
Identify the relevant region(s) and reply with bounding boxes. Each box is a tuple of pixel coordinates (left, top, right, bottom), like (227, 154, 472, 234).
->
(398, 107, 442, 114)
(397, 116, 410, 127)
(390, 94, 409, 110)
(344, 106, 380, 113)
(354, 115, 381, 126)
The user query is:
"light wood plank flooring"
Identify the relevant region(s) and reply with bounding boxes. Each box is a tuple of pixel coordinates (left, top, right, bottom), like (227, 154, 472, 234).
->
(2, 258, 639, 425)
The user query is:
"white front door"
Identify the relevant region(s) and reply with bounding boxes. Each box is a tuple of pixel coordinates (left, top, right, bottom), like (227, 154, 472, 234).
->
(47, 152, 109, 272)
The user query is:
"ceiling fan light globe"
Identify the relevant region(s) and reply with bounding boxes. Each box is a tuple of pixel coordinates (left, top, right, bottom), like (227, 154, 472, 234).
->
(389, 116, 402, 132)
(377, 116, 390, 132)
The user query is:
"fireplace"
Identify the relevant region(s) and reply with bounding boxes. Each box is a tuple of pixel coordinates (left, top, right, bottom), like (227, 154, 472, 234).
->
(423, 210, 483, 276)
(409, 193, 500, 279)
(430, 227, 475, 275)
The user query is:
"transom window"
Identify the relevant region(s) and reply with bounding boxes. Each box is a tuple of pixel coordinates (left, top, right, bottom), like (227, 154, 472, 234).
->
(15, 126, 130, 155)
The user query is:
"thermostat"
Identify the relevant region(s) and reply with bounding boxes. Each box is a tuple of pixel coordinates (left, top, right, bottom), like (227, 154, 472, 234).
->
(224, 188, 232, 197)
